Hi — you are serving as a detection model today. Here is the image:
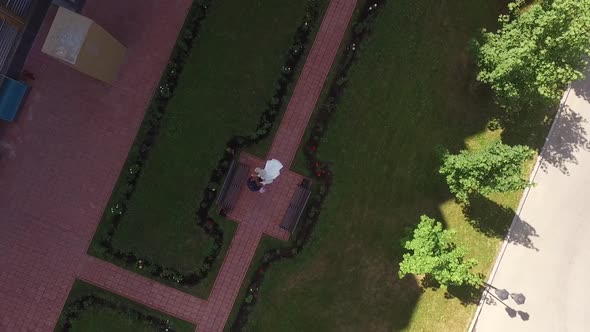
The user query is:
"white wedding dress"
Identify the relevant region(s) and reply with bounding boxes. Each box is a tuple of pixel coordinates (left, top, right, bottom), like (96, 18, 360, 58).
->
(255, 159, 283, 185)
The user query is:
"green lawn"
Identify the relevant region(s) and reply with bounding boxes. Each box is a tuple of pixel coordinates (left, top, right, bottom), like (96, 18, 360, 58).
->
(55, 280, 195, 332)
(69, 308, 155, 332)
(89, 0, 309, 297)
(223, 236, 290, 332)
(239, 0, 554, 331)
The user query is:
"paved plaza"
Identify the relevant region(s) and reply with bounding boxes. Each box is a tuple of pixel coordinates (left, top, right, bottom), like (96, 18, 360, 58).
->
(0, 0, 357, 330)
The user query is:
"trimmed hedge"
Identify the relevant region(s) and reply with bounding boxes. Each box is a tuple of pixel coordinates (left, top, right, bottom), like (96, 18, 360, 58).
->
(95, 0, 323, 289)
(229, 1, 387, 330)
(58, 294, 177, 332)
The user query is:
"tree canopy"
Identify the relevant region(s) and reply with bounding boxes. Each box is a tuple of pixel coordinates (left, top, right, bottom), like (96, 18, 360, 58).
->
(439, 142, 534, 203)
(398, 215, 481, 287)
(475, 0, 590, 109)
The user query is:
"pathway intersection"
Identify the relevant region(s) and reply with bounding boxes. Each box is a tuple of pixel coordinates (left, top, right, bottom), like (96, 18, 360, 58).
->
(0, 0, 357, 331)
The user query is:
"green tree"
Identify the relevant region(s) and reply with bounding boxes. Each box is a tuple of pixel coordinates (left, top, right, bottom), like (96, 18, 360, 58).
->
(399, 215, 481, 287)
(440, 142, 534, 203)
(475, 0, 590, 109)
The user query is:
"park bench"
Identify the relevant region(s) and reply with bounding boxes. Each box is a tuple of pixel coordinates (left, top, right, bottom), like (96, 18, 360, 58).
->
(280, 178, 312, 232)
(216, 158, 249, 213)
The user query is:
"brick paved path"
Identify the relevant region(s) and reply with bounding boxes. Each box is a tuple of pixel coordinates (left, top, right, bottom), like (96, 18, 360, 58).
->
(267, 0, 355, 168)
(0, 2, 193, 330)
(79, 256, 206, 324)
(0, 0, 357, 331)
(196, 1, 358, 330)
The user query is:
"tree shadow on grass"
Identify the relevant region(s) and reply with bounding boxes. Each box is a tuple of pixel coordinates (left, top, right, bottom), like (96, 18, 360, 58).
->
(464, 194, 539, 250)
(463, 193, 514, 238)
(499, 100, 555, 151)
(391, 267, 425, 330)
(420, 274, 441, 290)
(412, 274, 483, 306)
(445, 283, 483, 306)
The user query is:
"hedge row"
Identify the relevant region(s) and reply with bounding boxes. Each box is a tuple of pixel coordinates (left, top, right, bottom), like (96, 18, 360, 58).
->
(96, 0, 323, 289)
(58, 294, 178, 332)
(229, 1, 387, 330)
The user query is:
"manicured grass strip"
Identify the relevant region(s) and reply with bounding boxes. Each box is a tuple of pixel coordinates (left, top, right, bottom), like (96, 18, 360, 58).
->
(244, 0, 329, 159)
(67, 308, 158, 332)
(55, 280, 194, 332)
(90, 0, 309, 296)
(113, 0, 307, 271)
(192, 218, 236, 298)
(223, 236, 289, 332)
(240, 1, 553, 331)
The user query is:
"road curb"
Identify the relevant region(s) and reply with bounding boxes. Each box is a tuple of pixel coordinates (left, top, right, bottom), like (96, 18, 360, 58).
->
(466, 85, 573, 332)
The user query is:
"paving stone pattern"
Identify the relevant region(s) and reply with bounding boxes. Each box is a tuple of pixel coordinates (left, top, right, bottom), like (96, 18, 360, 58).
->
(79, 256, 206, 324)
(0, 2, 193, 331)
(0, 0, 357, 331)
(268, 0, 356, 168)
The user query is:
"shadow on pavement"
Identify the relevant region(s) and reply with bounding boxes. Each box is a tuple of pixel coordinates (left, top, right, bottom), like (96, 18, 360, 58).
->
(540, 104, 590, 175)
(501, 82, 590, 176)
(571, 68, 590, 104)
(479, 288, 531, 321)
(506, 215, 539, 251)
(464, 194, 539, 250)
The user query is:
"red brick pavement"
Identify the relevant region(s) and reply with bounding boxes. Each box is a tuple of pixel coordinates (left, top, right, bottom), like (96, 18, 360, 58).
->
(226, 153, 303, 241)
(196, 0, 358, 330)
(268, 0, 357, 168)
(198, 224, 263, 331)
(0, 1, 193, 331)
(0, 0, 357, 331)
(79, 256, 206, 325)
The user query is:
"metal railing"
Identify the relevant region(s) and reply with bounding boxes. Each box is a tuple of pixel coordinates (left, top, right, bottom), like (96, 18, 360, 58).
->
(0, 19, 18, 70)
(3, 0, 32, 17)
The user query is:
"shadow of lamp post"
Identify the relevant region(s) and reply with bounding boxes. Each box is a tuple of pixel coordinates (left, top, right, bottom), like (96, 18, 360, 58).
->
(483, 282, 529, 321)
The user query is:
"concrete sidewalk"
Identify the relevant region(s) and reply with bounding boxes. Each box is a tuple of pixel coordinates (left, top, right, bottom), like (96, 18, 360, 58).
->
(470, 72, 590, 331)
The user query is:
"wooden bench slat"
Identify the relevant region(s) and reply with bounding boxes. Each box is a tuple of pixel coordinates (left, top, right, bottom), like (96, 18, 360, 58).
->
(216, 159, 238, 206)
(280, 183, 311, 232)
(226, 163, 249, 210)
(216, 159, 249, 213)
